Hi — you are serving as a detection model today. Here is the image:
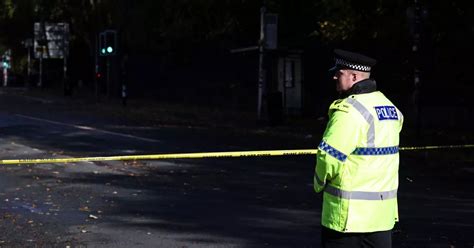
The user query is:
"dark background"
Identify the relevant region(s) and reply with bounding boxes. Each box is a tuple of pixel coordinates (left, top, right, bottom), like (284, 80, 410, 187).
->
(0, 0, 472, 131)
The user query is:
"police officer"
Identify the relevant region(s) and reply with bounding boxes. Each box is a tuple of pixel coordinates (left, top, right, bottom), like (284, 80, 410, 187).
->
(314, 49, 403, 248)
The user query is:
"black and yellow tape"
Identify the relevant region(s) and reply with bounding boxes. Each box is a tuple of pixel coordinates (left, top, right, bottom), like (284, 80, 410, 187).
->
(0, 150, 316, 165)
(0, 145, 472, 165)
(399, 144, 474, 151)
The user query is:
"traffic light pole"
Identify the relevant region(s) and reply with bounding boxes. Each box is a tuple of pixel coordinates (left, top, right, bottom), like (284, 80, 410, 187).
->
(27, 46, 31, 86)
(412, 0, 422, 137)
(95, 33, 99, 100)
(106, 57, 111, 98)
(257, 6, 266, 121)
(38, 52, 43, 87)
(98, 30, 117, 99)
(2, 50, 11, 87)
(63, 54, 69, 95)
(2, 67, 7, 87)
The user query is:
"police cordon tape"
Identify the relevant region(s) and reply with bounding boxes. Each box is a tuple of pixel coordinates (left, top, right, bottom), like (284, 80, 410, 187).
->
(0, 145, 473, 165)
(0, 150, 316, 165)
(398, 144, 474, 151)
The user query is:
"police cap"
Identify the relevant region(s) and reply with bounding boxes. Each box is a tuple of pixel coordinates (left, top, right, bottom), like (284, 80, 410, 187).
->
(329, 49, 377, 73)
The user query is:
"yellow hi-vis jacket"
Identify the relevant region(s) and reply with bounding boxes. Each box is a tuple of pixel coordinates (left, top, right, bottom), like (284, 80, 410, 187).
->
(314, 91, 403, 233)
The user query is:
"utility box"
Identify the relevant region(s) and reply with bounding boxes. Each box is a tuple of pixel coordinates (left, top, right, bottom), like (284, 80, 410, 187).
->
(277, 52, 303, 116)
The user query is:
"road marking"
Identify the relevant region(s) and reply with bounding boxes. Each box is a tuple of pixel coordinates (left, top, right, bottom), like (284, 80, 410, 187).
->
(17, 95, 54, 104)
(15, 114, 161, 143)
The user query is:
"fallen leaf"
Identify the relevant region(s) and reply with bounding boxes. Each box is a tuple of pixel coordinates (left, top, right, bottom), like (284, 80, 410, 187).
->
(88, 214, 99, 220)
(79, 206, 90, 212)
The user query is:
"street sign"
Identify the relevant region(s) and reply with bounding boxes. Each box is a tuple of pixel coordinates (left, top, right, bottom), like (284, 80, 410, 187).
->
(264, 13, 278, 50)
(34, 22, 70, 59)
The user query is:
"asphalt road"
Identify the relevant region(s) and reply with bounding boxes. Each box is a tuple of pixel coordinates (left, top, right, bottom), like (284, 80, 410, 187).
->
(0, 88, 472, 247)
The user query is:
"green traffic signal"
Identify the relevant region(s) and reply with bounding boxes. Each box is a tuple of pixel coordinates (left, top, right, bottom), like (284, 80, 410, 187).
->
(1, 55, 10, 69)
(99, 30, 117, 56)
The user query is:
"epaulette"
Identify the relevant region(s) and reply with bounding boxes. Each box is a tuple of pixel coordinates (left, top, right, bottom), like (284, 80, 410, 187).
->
(329, 99, 351, 113)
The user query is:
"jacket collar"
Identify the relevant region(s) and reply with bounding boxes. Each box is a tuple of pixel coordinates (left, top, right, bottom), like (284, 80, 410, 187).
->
(342, 79, 377, 97)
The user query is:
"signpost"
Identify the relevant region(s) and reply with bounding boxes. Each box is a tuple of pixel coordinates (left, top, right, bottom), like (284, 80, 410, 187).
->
(231, 6, 278, 121)
(22, 39, 33, 86)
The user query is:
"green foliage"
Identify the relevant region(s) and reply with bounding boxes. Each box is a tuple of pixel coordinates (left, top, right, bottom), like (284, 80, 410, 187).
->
(0, 0, 15, 19)
(0, 0, 472, 85)
(314, 0, 358, 41)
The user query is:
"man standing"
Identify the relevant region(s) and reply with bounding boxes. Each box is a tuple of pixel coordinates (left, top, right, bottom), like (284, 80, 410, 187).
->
(314, 49, 403, 248)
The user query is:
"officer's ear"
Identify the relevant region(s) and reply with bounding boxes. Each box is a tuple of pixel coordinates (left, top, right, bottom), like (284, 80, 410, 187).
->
(351, 72, 358, 82)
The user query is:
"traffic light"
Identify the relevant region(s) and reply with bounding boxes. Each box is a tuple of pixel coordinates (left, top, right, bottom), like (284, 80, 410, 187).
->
(1, 56, 7, 68)
(99, 30, 117, 56)
(1, 53, 11, 69)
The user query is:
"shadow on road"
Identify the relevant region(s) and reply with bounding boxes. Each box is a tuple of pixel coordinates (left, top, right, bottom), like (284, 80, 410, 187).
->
(22, 156, 321, 247)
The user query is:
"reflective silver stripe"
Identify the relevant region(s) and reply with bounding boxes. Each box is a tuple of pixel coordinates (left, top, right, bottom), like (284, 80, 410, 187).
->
(346, 98, 375, 147)
(325, 185, 397, 200)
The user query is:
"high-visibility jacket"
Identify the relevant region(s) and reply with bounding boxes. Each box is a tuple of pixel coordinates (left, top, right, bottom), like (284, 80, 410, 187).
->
(314, 91, 403, 233)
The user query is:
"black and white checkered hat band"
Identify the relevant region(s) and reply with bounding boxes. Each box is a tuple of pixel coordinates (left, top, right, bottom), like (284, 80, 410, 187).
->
(335, 58, 371, 72)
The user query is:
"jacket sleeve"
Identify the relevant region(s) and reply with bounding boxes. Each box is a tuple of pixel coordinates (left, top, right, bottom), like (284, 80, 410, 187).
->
(397, 108, 404, 133)
(314, 103, 361, 193)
